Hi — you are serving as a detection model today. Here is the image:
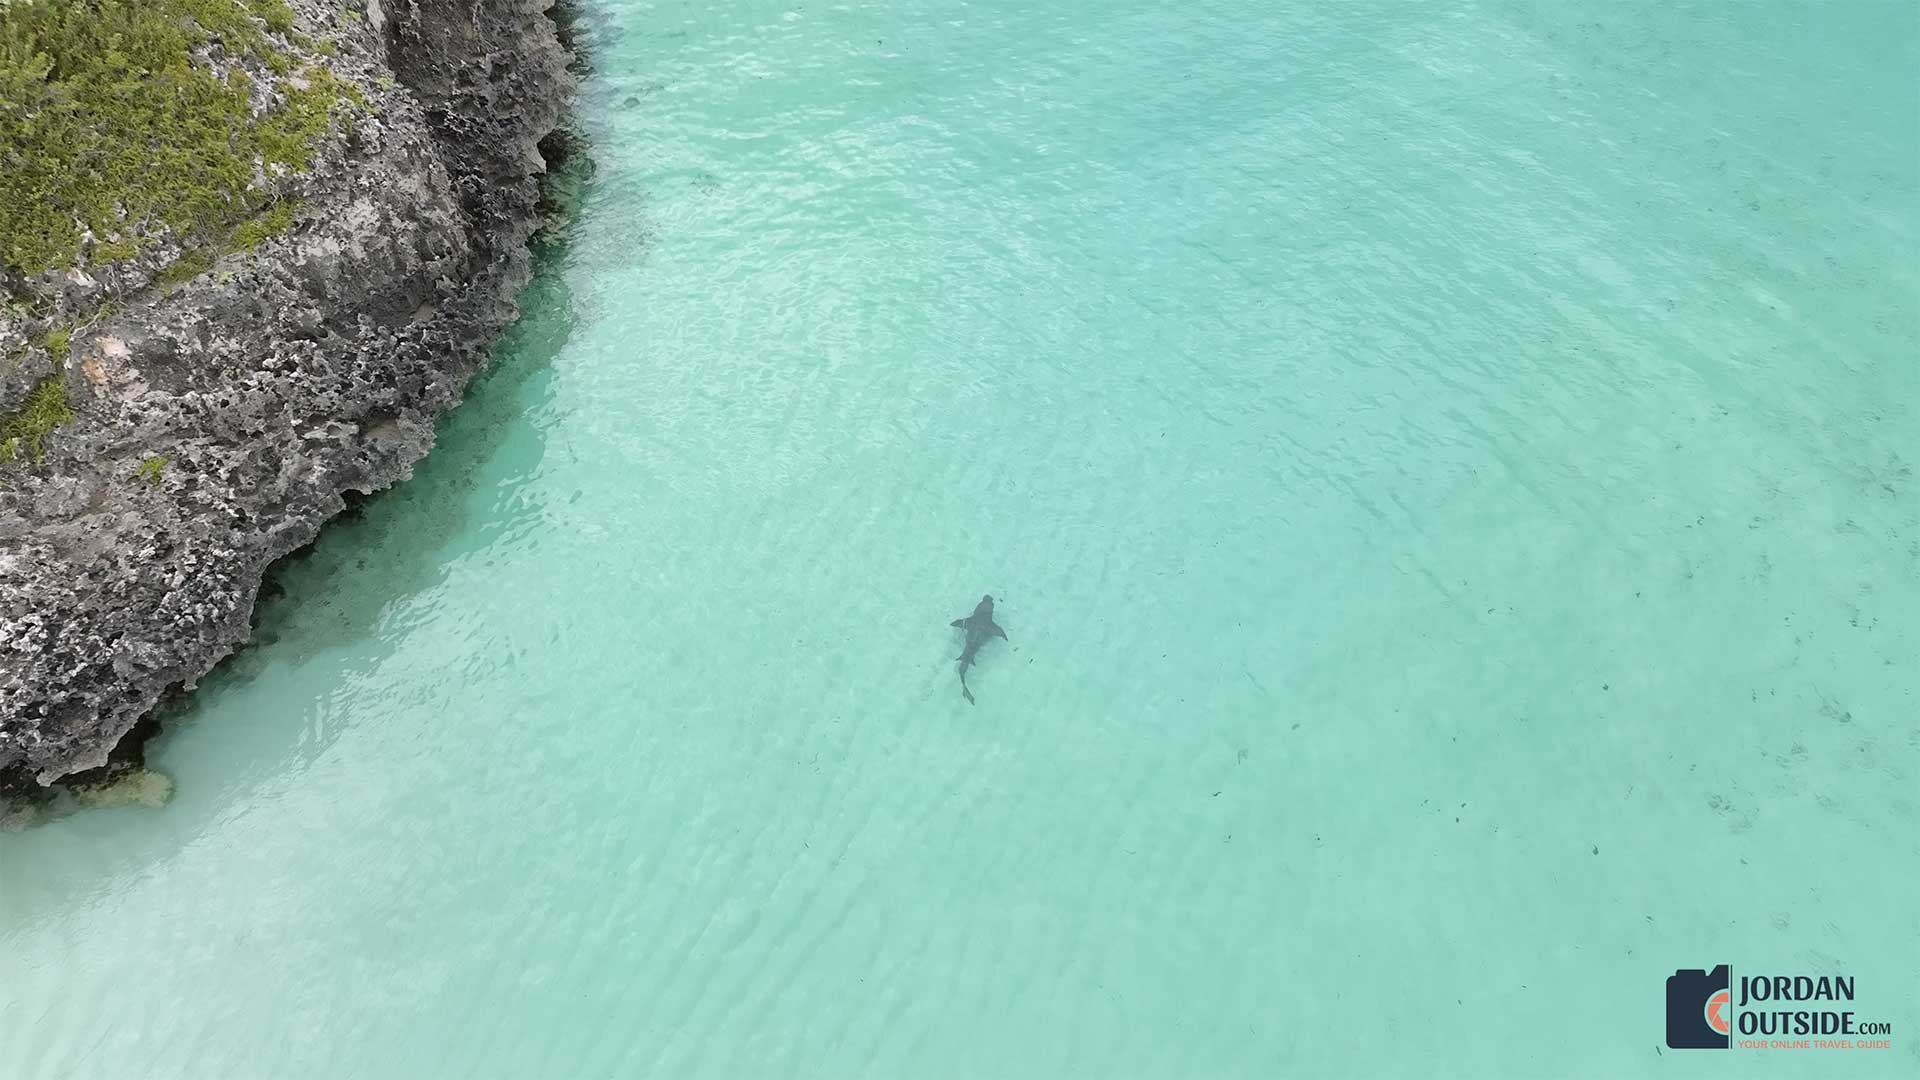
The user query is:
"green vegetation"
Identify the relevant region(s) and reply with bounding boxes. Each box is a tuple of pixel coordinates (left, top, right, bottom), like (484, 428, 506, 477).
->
(135, 454, 167, 484)
(0, 0, 358, 277)
(43, 327, 70, 356)
(231, 200, 303, 250)
(156, 247, 215, 286)
(91, 237, 138, 263)
(251, 0, 294, 35)
(0, 377, 73, 463)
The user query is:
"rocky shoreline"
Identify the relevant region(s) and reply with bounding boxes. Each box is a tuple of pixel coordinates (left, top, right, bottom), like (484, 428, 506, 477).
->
(0, 0, 578, 801)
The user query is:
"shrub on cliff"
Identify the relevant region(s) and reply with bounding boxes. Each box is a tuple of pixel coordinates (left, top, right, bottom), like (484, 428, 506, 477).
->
(0, 375, 72, 462)
(0, 0, 349, 278)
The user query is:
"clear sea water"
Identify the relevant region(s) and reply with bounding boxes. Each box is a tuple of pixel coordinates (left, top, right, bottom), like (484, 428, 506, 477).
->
(4, 2, 1918, 1076)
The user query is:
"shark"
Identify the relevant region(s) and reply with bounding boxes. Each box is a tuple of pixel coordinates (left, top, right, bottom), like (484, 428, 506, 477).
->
(949, 594, 1008, 704)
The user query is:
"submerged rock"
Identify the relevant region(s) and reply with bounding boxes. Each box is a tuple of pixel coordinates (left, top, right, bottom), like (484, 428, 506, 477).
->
(0, 0, 577, 801)
(74, 769, 176, 811)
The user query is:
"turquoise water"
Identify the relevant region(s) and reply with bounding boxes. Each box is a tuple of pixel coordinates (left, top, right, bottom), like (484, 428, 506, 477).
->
(5, 1, 1918, 1075)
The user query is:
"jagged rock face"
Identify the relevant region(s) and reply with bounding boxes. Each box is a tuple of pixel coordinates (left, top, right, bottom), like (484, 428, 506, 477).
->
(0, 0, 573, 796)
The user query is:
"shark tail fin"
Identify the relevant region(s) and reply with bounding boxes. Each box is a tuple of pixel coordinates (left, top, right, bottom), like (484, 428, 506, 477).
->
(960, 668, 975, 705)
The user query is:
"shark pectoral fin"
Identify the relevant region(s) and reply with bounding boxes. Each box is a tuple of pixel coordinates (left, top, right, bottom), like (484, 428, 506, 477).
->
(991, 622, 1008, 640)
(950, 618, 967, 628)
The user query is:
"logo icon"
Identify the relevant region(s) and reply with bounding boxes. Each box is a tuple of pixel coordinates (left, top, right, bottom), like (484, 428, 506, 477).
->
(1706, 988, 1731, 1035)
(1668, 965, 1731, 1049)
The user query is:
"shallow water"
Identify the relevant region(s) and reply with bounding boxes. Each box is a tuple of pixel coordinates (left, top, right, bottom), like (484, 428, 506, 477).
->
(4, 2, 1918, 1076)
